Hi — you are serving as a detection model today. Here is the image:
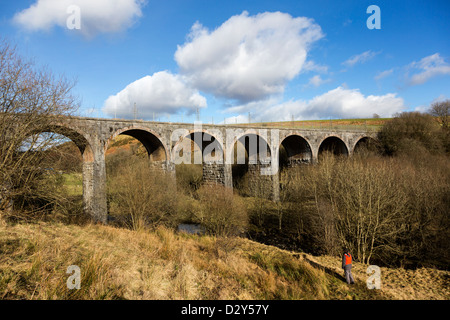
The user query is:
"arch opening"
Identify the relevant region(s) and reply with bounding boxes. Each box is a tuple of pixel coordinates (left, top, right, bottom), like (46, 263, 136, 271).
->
(318, 136, 349, 159)
(279, 135, 312, 170)
(105, 128, 168, 182)
(114, 129, 167, 162)
(26, 125, 92, 161)
(9, 127, 91, 220)
(231, 133, 272, 197)
(172, 131, 225, 193)
(105, 128, 172, 226)
(354, 136, 379, 155)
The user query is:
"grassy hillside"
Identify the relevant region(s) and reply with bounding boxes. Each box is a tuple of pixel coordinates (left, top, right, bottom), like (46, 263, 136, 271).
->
(1, 221, 448, 300)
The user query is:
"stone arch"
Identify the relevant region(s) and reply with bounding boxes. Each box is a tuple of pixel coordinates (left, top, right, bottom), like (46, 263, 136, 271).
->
(172, 129, 226, 187)
(30, 124, 94, 163)
(23, 124, 99, 220)
(318, 136, 349, 158)
(228, 130, 273, 165)
(172, 129, 225, 165)
(228, 131, 274, 197)
(279, 134, 313, 169)
(353, 136, 379, 154)
(107, 126, 168, 162)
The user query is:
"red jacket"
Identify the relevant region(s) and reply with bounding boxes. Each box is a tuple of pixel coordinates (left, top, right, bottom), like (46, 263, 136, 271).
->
(342, 253, 352, 268)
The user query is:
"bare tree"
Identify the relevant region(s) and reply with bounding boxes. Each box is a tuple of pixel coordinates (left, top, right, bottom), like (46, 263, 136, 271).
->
(332, 157, 409, 264)
(429, 99, 450, 130)
(0, 39, 78, 217)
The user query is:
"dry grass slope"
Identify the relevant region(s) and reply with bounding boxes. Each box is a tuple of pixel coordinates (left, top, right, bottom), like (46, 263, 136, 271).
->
(310, 255, 450, 300)
(0, 221, 447, 300)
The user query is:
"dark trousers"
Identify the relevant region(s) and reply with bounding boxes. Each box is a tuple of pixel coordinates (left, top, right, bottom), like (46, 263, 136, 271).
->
(344, 265, 355, 284)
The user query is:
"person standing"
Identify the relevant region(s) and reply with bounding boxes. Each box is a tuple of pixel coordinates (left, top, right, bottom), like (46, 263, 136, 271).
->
(342, 249, 355, 284)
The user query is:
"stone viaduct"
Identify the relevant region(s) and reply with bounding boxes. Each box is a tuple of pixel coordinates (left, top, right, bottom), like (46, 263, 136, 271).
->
(44, 116, 377, 223)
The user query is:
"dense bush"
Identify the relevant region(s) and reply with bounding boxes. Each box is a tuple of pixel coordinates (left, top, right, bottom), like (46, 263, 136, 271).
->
(107, 158, 179, 230)
(276, 150, 450, 269)
(175, 164, 203, 195)
(194, 184, 248, 237)
(107, 157, 249, 237)
(378, 112, 445, 156)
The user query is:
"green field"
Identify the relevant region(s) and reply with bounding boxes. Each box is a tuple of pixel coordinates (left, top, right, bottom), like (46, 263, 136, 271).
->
(62, 173, 83, 196)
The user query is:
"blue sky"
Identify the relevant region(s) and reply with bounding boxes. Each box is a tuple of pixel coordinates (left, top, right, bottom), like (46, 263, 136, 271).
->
(1, 0, 449, 123)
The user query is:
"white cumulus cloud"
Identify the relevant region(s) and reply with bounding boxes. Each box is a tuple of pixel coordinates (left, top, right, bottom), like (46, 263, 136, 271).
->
(12, 0, 146, 38)
(102, 71, 207, 119)
(175, 11, 324, 103)
(225, 86, 405, 122)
